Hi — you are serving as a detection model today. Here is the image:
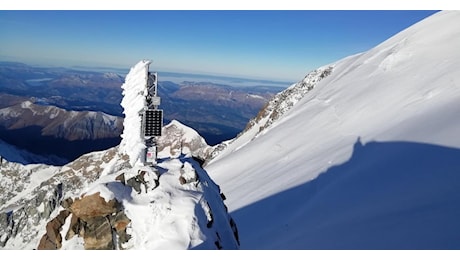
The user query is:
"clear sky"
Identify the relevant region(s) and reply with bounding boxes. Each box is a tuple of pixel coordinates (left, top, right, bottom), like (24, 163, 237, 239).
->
(0, 8, 440, 81)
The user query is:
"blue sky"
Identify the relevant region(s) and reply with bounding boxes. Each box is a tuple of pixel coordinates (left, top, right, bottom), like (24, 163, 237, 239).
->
(0, 10, 439, 81)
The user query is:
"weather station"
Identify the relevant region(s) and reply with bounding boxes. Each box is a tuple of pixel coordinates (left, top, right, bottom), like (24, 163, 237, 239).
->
(142, 67, 163, 166)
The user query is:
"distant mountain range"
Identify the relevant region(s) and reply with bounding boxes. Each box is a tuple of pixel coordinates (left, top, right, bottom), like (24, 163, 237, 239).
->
(0, 62, 286, 164)
(0, 78, 239, 250)
(0, 62, 285, 155)
(0, 98, 123, 164)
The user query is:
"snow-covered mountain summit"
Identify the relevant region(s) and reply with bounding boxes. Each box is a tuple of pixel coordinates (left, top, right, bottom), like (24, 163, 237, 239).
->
(0, 61, 239, 250)
(205, 10, 460, 249)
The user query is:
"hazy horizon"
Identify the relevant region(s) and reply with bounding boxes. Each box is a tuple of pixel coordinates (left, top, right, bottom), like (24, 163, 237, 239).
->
(1, 10, 438, 82)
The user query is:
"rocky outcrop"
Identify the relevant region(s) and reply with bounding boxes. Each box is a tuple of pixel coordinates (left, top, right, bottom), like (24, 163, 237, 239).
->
(157, 120, 212, 161)
(207, 66, 334, 162)
(37, 209, 71, 249)
(37, 192, 131, 250)
(0, 147, 125, 249)
(242, 66, 333, 136)
(116, 168, 160, 194)
(1, 120, 239, 250)
(70, 193, 118, 221)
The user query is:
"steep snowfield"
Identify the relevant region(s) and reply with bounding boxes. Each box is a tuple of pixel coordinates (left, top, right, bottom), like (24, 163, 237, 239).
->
(205, 10, 460, 249)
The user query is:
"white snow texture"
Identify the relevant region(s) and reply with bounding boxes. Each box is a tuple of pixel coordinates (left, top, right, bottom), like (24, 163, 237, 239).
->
(206, 10, 460, 249)
(119, 59, 151, 167)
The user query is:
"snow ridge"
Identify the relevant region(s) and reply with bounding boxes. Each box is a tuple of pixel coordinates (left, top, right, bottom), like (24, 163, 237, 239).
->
(207, 65, 333, 163)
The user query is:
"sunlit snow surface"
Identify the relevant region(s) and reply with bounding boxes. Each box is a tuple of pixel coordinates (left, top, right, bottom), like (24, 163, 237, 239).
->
(119, 59, 150, 167)
(56, 155, 236, 250)
(206, 11, 460, 249)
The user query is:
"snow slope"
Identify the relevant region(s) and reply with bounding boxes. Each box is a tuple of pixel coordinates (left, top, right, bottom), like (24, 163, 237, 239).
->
(205, 10, 460, 249)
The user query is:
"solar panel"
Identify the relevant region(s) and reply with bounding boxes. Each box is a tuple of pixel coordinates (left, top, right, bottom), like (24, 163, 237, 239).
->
(144, 109, 163, 137)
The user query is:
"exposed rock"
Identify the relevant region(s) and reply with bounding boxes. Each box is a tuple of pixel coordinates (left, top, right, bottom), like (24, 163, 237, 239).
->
(115, 173, 126, 184)
(61, 197, 73, 209)
(122, 169, 159, 194)
(0, 211, 13, 247)
(206, 66, 334, 163)
(179, 176, 187, 185)
(0, 121, 238, 249)
(110, 211, 131, 248)
(65, 214, 82, 240)
(178, 162, 199, 185)
(82, 216, 114, 250)
(157, 120, 212, 160)
(37, 191, 132, 250)
(37, 209, 71, 250)
(70, 192, 118, 222)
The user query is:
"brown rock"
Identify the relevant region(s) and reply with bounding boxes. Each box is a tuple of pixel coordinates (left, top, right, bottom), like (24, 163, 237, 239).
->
(111, 211, 131, 233)
(65, 213, 81, 240)
(61, 197, 73, 209)
(70, 192, 118, 221)
(115, 173, 125, 184)
(37, 210, 71, 250)
(83, 216, 114, 250)
(179, 176, 187, 185)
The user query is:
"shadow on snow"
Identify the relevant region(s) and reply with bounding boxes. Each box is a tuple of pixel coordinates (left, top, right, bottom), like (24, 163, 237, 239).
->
(231, 138, 460, 249)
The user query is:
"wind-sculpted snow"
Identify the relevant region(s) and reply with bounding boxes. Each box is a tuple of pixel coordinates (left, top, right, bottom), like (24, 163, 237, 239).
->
(119, 60, 151, 167)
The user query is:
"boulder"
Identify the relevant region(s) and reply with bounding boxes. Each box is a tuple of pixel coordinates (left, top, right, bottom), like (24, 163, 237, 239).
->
(70, 192, 118, 221)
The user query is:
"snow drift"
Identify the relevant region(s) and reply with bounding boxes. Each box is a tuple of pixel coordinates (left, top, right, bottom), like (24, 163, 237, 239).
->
(205, 10, 460, 249)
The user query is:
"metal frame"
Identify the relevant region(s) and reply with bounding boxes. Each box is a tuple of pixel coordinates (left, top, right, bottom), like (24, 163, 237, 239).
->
(142, 64, 163, 165)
